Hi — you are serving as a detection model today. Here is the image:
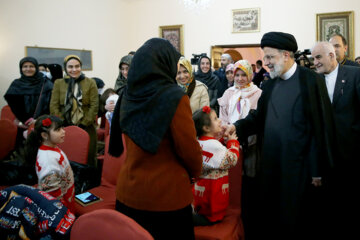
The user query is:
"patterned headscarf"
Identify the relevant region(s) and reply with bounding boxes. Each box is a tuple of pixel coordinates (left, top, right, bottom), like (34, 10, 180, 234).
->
(177, 57, 194, 92)
(233, 60, 253, 88)
(225, 63, 235, 73)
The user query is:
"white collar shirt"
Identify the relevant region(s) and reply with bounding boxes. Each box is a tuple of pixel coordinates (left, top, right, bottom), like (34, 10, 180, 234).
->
(280, 62, 297, 80)
(324, 64, 339, 102)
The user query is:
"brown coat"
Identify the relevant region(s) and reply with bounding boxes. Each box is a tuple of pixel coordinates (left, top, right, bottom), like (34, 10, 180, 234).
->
(116, 96, 203, 211)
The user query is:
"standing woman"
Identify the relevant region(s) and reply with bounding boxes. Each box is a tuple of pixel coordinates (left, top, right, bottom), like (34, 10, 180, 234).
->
(218, 59, 262, 176)
(218, 59, 262, 239)
(109, 38, 203, 240)
(4, 57, 53, 144)
(225, 63, 235, 88)
(218, 60, 262, 126)
(194, 56, 220, 109)
(176, 57, 209, 113)
(50, 55, 99, 167)
(114, 54, 133, 93)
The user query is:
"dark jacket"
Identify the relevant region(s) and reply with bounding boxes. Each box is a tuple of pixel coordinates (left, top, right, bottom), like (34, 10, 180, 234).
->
(328, 64, 360, 173)
(252, 67, 267, 87)
(213, 67, 228, 97)
(341, 58, 360, 67)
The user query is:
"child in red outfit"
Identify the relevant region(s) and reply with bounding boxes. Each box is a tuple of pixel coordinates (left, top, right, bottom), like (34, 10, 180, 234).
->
(25, 115, 75, 212)
(192, 106, 240, 225)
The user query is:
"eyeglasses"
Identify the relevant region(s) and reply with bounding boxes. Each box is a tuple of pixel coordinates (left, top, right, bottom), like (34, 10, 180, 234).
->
(263, 54, 279, 61)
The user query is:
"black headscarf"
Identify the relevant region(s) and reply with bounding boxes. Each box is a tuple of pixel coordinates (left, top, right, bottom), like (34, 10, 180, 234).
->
(109, 38, 184, 155)
(47, 64, 63, 82)
(5, 57, 52, 95)
(194, 56, 219, 90)
(114, 55, 133, 92)
(4, 57, 53, 121)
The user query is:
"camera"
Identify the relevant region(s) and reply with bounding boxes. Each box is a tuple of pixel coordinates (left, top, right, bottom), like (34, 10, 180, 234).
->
(295, 49, 314, 69)
(191, 53, 207, 65)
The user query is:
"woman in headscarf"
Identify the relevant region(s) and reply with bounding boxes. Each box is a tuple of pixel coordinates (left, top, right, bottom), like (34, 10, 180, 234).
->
(218, 59, 263, 175)
(109, 38, 202, 240)
(225, 63, 235, 88)
(176, 57, 209, 113)
(218, 59, 262, 238)
(114, 54, 133, 93)
(49, 55, 99, 167)
(194, 56, 220, 109)
(4, 57, 53, 143)
(218, 60, 262, 127)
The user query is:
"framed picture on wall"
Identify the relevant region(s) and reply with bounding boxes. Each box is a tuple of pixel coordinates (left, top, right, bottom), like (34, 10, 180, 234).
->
(159, 25, 184, 55)
(26, 46, 93, 70)
(232, 8, 260, 33)
(316, 11, 354, 60)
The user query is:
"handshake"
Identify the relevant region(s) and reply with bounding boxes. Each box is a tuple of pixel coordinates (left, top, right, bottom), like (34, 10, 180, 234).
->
(220, 124, 237, 142)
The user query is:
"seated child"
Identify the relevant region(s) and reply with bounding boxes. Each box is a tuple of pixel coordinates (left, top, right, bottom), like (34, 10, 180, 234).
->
(25, 115, 75, 212)
(192, 106, 240, 226)
(105, 93, 119, 127)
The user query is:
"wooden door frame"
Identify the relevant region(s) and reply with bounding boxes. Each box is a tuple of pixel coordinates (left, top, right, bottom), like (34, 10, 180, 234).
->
(211, 44, 261, 69)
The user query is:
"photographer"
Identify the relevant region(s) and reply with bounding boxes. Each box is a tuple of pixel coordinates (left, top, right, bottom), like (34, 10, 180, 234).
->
(294, 49, 315, 69)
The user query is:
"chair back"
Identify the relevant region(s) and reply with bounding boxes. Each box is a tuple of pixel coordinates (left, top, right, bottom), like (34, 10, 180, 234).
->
(1, 105, 16, 122)
(0, 119, 17, 160)
(101, 135, 126, 186)
(70, 209, 153, 240)
(58, 126, 90, 165)
(104, 119, 110, 138)
(228, 151, 243, 209)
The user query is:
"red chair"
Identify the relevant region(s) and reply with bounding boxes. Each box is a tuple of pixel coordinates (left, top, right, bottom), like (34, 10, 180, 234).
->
(74, 135, 126, 216)
(0, 105, 16, 122)
(70, 209, 153, 240)
(96, 116, 110, 141)
(194, 152, 244, 240)
(58, 126, 90, 165)
(0, 119, 17, 160)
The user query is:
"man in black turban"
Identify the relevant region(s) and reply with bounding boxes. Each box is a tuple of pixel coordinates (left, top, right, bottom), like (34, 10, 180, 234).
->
(225, 32, 336, 239)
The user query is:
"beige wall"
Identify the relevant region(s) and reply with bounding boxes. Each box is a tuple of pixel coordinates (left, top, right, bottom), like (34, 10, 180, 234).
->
(0, 0, 130, 108)
(0, 0, 359, 109)
(125, 0, 359, 59)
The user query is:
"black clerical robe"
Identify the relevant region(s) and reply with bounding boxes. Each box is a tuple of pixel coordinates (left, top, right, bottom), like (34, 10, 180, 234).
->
(234, 65, 336, 239)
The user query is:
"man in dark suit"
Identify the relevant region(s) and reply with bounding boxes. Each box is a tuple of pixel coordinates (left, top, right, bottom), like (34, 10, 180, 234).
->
(252, 59, 267, 87)
(214, 53, 233, 97)
(329, 34, 359, 67)
(312, 41, 360, 239)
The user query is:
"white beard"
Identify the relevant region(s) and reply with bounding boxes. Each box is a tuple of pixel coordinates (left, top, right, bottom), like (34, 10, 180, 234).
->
(269, 62, 284, 79)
